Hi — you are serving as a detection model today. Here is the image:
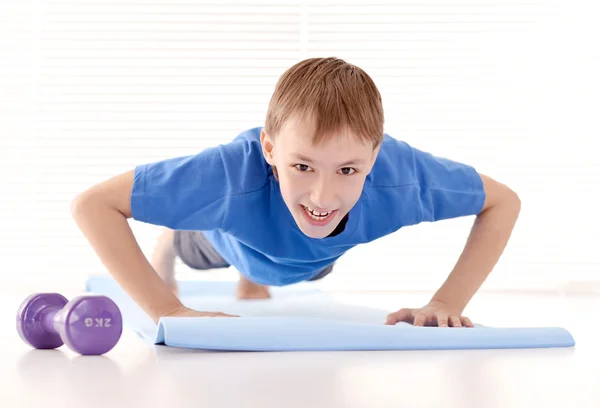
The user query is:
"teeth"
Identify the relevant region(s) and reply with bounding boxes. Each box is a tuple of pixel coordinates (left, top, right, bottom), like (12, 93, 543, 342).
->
(307, 207, 330, 215)
(304, 206, 331, 219)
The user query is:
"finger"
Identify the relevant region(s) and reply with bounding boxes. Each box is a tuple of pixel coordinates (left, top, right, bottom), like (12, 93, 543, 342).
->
(214, 312, 239, 318)
(461, 316, 474, 327)
(449, 316, 462, 327)
(385, 309, 412, 325)
(384, 314, 397, 325)
(413, 311, 428, 327)
(435, 313, 449, 327)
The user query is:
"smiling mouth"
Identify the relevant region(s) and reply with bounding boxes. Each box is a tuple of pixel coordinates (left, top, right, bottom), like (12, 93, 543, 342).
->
(301, 205, 335, 221)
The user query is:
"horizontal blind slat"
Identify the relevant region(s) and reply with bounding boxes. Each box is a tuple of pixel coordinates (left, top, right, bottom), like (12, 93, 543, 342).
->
(3, 0, 598, 288)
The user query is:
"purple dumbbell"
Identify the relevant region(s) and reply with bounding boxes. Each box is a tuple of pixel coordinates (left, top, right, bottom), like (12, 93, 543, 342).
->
(16, 293, 123, 355)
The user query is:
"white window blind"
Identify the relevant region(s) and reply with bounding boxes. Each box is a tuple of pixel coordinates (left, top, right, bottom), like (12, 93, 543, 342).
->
(1, 1, 598, 291)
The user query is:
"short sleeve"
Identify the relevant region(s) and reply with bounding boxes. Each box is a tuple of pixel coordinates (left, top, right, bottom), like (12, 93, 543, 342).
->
(130, 137, 268, 230)
(412, 146, 486, 222)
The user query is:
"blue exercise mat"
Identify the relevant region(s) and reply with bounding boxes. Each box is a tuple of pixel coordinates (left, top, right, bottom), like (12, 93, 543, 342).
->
(86, 275, 575, 351)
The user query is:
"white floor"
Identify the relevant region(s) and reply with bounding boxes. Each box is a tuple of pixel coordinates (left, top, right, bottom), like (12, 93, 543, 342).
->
(1, 287, 599, 408)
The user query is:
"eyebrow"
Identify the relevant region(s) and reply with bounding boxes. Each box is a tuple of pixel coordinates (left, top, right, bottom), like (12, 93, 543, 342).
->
(293, 154, 366, 167)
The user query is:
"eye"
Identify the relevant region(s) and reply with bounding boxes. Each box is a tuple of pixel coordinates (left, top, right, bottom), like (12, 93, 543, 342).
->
(339, 167, 357, 176)
(294, 164, 312, 172)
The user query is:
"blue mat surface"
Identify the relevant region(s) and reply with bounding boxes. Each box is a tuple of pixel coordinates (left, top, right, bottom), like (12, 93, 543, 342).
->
(86, 275, 575, 351)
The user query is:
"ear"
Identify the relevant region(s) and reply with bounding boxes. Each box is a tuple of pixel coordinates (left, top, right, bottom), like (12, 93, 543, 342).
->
(369, 144, 381, 165)
(260, 129, 275, 165)
(372, 144, 381, 159)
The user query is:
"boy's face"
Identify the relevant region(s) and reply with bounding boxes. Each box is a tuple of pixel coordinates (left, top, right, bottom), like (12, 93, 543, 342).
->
(261, 117, 380, 239)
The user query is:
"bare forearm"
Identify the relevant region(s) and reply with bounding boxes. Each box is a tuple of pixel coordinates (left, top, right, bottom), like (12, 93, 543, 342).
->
(431, 195, 521, 313)
(72, 195, 183, 324)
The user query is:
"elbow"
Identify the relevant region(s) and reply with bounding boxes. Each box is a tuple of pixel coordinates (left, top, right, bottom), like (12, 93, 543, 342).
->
(71, 190, 95, 222)
(71, 186, 108, 220)
(72, 187, 132, 221)
(510, 188, 521, 212)
(505, 188, 522, 221)
(72, 170, 135, 220)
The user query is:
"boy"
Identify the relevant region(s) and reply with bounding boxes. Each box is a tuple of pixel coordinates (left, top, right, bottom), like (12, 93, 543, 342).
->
(72, 57, 521, 327)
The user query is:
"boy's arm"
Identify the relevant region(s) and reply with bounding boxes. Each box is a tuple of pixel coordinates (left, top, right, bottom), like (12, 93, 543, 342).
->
(71, 170, 184, 323)
(71, 170, 236, 324)
(428, 173, 521, 313)
(386, 173, 521, 327)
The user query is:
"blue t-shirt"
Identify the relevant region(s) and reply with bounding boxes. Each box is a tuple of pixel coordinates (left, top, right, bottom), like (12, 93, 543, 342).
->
(131, 126, 486, 286)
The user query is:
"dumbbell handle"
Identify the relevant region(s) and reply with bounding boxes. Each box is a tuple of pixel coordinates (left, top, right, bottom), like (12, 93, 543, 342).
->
(41, 307, 59, 335)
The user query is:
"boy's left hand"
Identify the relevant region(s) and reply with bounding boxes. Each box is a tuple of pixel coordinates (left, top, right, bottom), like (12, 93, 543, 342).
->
(385, 300, 474, 328)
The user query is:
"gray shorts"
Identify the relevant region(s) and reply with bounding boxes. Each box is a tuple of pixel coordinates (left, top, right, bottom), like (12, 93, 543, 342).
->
(173, 230, 334, 281)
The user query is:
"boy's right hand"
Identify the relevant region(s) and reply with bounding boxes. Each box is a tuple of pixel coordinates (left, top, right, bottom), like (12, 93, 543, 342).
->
(161, 305, 239, 319)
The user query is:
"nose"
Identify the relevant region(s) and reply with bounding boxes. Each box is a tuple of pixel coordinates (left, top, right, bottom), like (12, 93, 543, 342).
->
(310, 175, 336, 210)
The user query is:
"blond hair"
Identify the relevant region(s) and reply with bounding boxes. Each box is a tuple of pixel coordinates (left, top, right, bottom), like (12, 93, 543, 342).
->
(264, 57, 384, 149)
